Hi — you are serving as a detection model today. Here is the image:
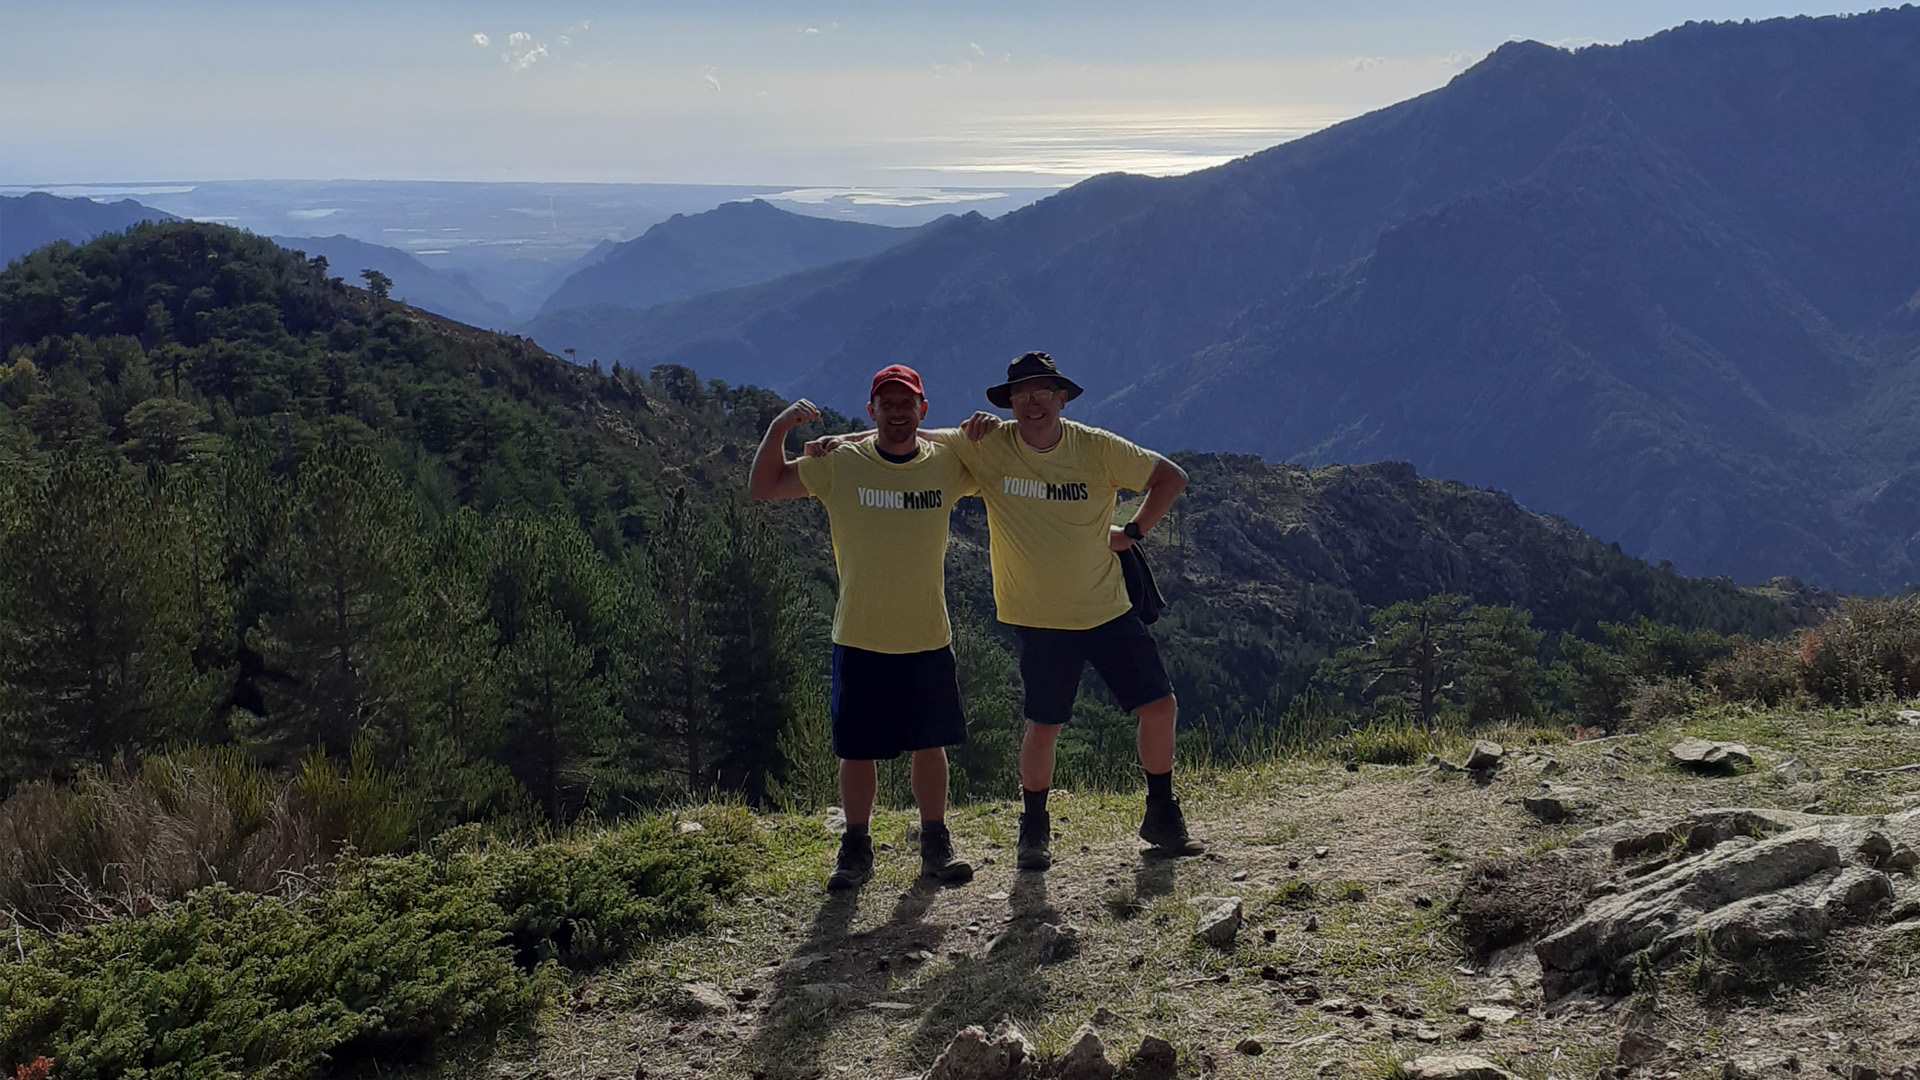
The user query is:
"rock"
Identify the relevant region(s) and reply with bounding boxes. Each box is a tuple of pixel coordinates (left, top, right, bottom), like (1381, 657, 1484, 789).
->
(1121, 1034, 1177, 1080)
(924, 1020, 1035, 1080)
(1314, 1058, 1343, 1077)
(1305, 914, 1319, 932)
(1511, 751, 1565, 776)
(1234, 1037, 1264, 1055)
(676, 820, 705, 835)
(1537, 811, 1902, 996)
(870, 1001, 916, 1014)
(1403, 1055, 1521, 1080)
(794, 982, 856, 1009)
(987, 921, 1081, 961)
(1057, 1023, 1117, 1080)
(1775, 757, 1824, 784)
(1523, 784, 1589, 823)
(1616, 1006, 1667, 1066)
(1315, 846, 1331, 859)
(1038, 922, 1082, 960)
(1454, 1021, 1484, 1041)
(1414, 1026, 1443, 1042)
(672, 981, 731, 1016)
(1898, 709, 1920, 726)
(1466, 741, 1506, 772)
(1193, 897, 1245, 949)
(1425, 754, 1465, 774)
(1669, 738, 1753, 772)
(1465, 1005, 1517, 1024)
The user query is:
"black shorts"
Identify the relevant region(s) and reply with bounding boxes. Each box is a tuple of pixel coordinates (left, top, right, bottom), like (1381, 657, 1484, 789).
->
(829, 643, 968, 760)
(1013, 611, 1174, 726)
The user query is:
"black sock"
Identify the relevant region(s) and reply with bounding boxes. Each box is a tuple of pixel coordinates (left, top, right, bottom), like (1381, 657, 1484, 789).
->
(1145, 769, 1173, 800)
(921, 818, 946, 834)
(1022, 788, 1050, 815)
(846, 821, 870, 839)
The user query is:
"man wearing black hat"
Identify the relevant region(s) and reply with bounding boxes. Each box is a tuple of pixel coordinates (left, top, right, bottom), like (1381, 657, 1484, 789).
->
(809, 351, 1201, 871)
(750, 364, 979, 892)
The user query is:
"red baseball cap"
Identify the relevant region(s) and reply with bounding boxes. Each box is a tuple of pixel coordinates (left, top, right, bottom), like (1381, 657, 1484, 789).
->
(870, 363, 926, 399)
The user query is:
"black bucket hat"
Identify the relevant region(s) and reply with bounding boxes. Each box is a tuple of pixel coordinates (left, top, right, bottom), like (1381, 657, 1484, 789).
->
(987, 351, 1086, 409)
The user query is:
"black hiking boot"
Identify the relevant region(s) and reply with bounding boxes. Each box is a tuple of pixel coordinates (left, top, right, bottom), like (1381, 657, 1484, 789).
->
(1138, 795, 1206, 856)
(826, 832, 874, 892)
(1016, 810, 1053, 871)
(919, 822, 974, 885)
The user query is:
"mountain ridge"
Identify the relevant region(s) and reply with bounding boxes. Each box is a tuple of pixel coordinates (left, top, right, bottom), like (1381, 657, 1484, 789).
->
(528, 8, 1920, 590)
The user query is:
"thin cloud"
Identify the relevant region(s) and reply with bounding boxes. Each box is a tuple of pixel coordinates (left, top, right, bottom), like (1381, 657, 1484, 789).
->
(802, 26, 821, 34)
(471, 32, 490, 48)
(1350, 55, 1387, 71)
(501, 30, 548, 70)
(969, 41, 986, 58)
(703, 66, 721, 92)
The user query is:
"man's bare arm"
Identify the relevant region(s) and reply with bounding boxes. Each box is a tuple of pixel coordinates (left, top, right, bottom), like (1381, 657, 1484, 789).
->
(749, 399, 821, 501)
(803, 413, 1001, 457)
(1111, 455, 1188, 551)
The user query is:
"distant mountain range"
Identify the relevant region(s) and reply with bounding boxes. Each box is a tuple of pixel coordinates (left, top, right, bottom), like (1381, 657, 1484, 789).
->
(525, 9, 1920, 592)
(524, 200, 935, 358)
(2, 192, 512, 330)
(265, 234, 511, 330)
(1, 192, 177, 263)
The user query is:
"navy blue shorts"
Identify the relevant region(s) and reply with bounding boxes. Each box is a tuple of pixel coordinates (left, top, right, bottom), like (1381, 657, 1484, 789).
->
(829, 643, 968, 761)
(1014, 611, 1174, 725)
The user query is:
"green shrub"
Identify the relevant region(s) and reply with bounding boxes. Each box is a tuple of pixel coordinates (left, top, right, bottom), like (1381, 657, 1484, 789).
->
(0, 873, 530, 1080)
(0, 809, 758, 1079)
(1704, 638, 1802, 705)
(491, 809, 755, 968)
(1798, 597, 1920, 705)
(1626, 677, 1704, 730)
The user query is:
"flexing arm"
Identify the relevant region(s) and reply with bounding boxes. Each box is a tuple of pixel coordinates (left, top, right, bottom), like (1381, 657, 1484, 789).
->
(1111, 455, 1188, 551)
(749, 399, 822, 501)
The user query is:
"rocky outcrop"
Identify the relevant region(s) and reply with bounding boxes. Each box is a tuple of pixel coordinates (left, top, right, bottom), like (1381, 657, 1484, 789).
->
(1535, 807, 1920, 996)
(1669, 738, 1753, 772)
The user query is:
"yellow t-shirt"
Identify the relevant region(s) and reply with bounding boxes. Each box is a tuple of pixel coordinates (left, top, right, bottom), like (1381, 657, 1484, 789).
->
(934, 420, 1159, 630)
(796, 438, 978, 654)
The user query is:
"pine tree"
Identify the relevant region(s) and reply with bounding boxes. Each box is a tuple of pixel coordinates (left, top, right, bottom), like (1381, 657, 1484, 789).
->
(245, 444, 421, 762)
(1461, 605, 1545, 723)
(704, 501, 817, 803)
(642, 489, 721, 793)
(0, 458, 227, 786)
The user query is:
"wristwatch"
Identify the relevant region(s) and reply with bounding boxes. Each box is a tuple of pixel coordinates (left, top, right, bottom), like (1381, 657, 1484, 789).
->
(1123, 521, 1144, 542)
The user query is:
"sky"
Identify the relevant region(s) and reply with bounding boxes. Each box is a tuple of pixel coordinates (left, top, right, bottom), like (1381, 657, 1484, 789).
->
(3, 1, 1879, 188)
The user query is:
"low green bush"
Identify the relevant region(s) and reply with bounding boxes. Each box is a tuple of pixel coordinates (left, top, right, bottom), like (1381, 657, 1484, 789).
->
(0, 809, 757, 1079)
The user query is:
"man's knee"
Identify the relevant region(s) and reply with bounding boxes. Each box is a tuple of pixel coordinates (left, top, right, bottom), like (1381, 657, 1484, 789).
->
(1135, 693, 1177, 720)
(1023, 721, 1065, 745)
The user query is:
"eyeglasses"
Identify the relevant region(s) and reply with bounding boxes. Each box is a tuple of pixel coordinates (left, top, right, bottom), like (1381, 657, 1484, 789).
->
(1008, 384, 1062, 403)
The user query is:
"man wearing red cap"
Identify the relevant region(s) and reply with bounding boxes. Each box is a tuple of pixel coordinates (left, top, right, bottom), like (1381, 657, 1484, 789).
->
(749, 364, 978, 892)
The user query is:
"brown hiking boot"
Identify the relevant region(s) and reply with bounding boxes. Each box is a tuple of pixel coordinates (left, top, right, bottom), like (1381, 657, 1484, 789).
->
(919, 822, 974, 885)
